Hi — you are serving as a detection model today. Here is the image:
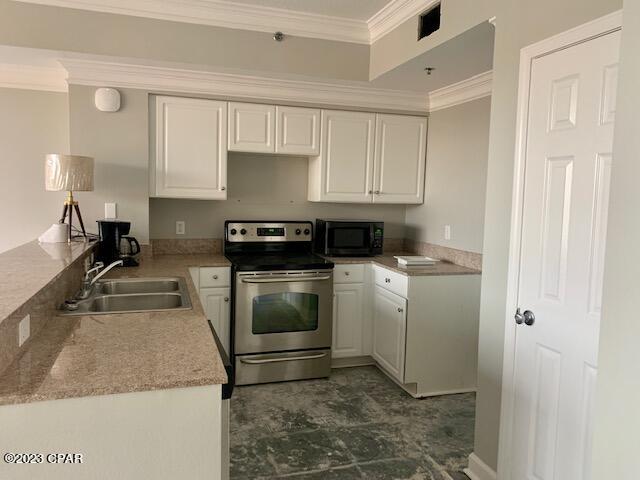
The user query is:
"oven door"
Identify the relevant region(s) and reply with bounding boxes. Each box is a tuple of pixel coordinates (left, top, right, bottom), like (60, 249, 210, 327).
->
(325, 223, 373, 256)
(234, 270, 333, 354)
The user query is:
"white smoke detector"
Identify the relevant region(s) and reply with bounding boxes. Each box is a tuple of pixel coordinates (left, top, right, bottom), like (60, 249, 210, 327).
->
(94, 88, 121, 112)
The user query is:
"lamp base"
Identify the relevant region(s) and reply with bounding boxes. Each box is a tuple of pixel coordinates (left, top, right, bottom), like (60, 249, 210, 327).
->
(59, 191, 87, 243)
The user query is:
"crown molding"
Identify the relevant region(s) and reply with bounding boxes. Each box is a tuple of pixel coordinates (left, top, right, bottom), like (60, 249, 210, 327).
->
(16, 0, 370, 44)
(0, 63, 68, 92)
(428, 70, 492, 112)
(368, 0, 439, 44)
(60, 59, 429, 112)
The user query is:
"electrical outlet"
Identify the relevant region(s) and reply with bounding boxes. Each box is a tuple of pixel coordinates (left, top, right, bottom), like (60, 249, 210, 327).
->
(104, 203, 117, 219)
(18, 315, 30, 347)
(444, 225, 452, 240)
(176, 221, 186, 235)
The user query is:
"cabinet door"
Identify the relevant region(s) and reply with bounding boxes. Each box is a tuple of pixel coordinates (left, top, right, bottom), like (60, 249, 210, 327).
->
(153, 96, 227, 199)
(373, 114, 427, 204)
(332, 283, 364, 358)
(309, 110, 375, 203)
(372, 285, 407, 382)
(275, 106, 320, 155)
(228, 102, 275, 153)
(200, 287, 231, 355)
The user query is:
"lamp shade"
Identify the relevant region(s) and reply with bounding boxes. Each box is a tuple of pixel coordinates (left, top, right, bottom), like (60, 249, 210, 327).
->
(45, 154, 94, 192)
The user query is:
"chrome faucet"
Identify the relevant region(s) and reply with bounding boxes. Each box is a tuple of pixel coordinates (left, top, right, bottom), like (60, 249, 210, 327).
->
(76, 260, 124, 299)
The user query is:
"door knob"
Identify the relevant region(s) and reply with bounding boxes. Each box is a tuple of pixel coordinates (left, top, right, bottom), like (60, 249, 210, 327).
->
(514, 308, 535, 326)
(523, 310, 535, 326)
(514, 308, 524, 325)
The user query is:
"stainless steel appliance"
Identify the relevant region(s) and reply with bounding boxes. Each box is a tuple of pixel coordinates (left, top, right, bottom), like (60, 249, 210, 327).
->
(314, 219, 384, 257)
(224, 221, 334, 385)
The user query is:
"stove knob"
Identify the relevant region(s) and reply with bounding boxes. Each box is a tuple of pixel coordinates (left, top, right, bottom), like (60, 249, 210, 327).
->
(240, 228, 247, 235)
(304, 228, 310, 235)
(295, 229, 302, 235)
(230, 228, 237, 235)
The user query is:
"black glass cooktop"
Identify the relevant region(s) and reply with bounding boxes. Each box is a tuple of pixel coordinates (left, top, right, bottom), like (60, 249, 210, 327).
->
(225, 252, 334, 272)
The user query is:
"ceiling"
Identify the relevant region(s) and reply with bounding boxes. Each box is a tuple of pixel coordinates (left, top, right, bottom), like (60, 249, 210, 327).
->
(13, 0, 425, 44)
(225, 0, 392, 21)
(371, 21, 495, 92)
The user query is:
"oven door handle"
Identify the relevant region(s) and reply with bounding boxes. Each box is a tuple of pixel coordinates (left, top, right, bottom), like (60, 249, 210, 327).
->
(241, 275, 332, 284)
(239, 352, 328, 364)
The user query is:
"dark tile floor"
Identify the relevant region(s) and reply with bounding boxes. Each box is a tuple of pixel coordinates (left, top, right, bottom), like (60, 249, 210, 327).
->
(229, 366, 475, 480)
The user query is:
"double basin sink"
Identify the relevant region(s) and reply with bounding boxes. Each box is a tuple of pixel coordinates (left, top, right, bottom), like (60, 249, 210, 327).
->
(60, 277, 192, 315)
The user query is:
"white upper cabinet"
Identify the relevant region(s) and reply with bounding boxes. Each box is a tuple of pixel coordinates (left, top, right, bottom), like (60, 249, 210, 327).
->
(373, 114, 427, 204)
(308, 109, 376, 203)
(152, 96, 227, 200)
(275, 106, 320, 155)
(228, 102, 276, 153)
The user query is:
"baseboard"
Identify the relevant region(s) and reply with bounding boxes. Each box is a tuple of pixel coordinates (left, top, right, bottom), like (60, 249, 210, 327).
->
(331, 356, 375, 368)
(463, 453, 497, 480)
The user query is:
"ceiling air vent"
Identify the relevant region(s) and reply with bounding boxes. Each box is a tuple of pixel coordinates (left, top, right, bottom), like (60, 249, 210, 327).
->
(418, 3, 441, 40)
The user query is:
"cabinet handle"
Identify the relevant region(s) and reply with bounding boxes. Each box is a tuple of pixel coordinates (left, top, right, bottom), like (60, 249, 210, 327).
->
(344, 271, 350, 276)
(374, 190, 381, 195)
(385, 278, 391, 283)
(224, 297, 229, 302)
(221, 186, 226, 191)
(368, 190, 373, 194)
(213, 275, 218, 280)
(397, 307, 403, 313)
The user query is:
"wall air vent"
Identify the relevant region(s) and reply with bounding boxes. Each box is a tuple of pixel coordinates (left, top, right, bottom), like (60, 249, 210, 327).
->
(418, 3, 441, 40)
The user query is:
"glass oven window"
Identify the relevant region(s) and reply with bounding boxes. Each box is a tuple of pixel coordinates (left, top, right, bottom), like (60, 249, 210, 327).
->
(252, 292, 319, 334)
(329, 227, 369, 249)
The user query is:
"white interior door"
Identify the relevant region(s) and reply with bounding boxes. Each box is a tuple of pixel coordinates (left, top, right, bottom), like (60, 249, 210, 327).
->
(511, 30, 619, 480)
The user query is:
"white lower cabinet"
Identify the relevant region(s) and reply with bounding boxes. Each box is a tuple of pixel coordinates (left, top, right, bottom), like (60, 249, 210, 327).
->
(200, 287, 231, 355)
(372, 285, 407, 382)
(332, 283, 365, 358)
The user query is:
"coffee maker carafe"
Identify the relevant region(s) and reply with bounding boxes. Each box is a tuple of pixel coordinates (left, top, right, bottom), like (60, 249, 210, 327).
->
(96, 220, 140, 267)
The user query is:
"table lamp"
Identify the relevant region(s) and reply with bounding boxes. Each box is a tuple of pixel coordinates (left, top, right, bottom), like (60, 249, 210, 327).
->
(45, 154, 94, 242)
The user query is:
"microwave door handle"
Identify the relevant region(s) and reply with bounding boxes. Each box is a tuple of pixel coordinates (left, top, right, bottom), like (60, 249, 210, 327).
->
(241, 275, 332, 284)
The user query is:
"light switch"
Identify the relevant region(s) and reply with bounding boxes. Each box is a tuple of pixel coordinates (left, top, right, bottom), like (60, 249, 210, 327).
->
(176, 221, 186, 235)
(105, 203, 117, 219)
(444, 225, 451, 240)
(18, 315, 30, 347)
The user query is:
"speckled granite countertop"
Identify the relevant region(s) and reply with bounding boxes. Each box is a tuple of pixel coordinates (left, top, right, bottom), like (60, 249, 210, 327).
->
(323, 253, 481, 276)
(0, 254, 230, 406)
(0, 240, 95, 325)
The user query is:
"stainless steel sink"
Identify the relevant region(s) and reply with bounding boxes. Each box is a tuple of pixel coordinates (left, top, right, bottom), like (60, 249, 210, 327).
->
(59, 277, 192, 315)
(96, 278, 181, 295)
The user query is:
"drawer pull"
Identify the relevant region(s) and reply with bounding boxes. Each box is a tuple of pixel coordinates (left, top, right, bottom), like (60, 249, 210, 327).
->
(344, 271, 350, 276)
(213, 275, 218, 280)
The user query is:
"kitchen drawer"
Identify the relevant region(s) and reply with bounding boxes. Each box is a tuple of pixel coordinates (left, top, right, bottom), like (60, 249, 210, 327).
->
(333, 264, 366, 284)
(199, 267, 231, 288)
(373, 265, 408, 298)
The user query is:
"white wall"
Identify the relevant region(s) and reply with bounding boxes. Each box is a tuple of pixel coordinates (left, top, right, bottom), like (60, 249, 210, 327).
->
(404, 97, 490, 253)
(474, 0, 623, 472)
(68, 85, 150, 243)
(592, 2, 640, 476)
(150, 152, 408, 239)
(0, 87, 69, 253)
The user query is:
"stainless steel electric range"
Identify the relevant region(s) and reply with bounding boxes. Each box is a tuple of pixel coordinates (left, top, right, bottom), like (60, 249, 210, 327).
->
(224, 221, 335, 386)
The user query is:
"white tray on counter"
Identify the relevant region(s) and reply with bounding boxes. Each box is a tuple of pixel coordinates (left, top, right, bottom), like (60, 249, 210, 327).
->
(393, 255, 439, 266)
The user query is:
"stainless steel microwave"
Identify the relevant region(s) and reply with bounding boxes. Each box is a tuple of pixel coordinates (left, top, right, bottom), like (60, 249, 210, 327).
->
(314, 219, 384, 256)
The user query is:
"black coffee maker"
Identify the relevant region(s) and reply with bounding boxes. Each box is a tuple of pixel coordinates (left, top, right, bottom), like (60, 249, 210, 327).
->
(96, 220, 140, 267)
